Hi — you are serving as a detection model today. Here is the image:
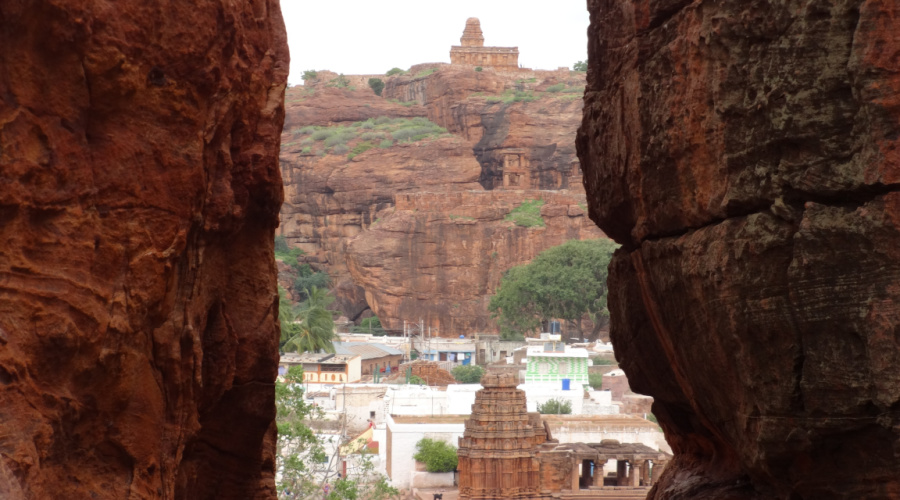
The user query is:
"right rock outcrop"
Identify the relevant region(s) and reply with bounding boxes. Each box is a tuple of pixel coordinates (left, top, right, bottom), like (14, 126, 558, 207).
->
(577, 1, 900, 499)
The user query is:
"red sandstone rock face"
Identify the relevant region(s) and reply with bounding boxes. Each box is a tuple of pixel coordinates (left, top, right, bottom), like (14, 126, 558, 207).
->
(0, 1, 287, 498)
(578, 1, 900, 499)
(346, 191, 604, 333)
(280, 70, 597, 329)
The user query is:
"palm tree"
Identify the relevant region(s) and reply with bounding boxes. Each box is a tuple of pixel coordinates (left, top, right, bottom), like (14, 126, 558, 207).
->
(280, 286, 336, 354)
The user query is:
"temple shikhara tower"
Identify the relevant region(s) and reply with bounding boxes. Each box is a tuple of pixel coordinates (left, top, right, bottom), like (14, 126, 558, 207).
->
(458, 372, 671, 499)
(450, 18, 519, 70)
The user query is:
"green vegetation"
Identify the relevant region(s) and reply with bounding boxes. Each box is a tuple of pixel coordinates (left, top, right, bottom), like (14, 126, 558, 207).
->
(504, 199, 545, 228)
(332, 144, 349, 155)
(379, 139, 393, 148)
(590, 357, 616, 366)
(646, 413, 658, 424)
(386, 67, 406, 76)
(486, 89, 539, 104)
(537, 398, 572, 415)
(360, 316, 382, 330)
(293, 265, 331, 301)
(474, 66, 483, 72)
(573, 60, 588, 72)
(408, 375, 425, 385)
(301, 146, 312, 154)
(517, 77, 538, 84)
(368, 77, 385, 96)
(413, 438, 458, 472)
(348, 141, 375, 159)
(448, 214, 475, 221)
(588, 373, 604, 390)
(414, 68, 438, 78)
(274, 235, 305, 272)
(452, 365, 485, 384)
(276, 366, 399, 499)
(546, 83, 565, 93)
(280, 286, 336, 354)
(489, 239, 618, 340)
(302, 69, 318, 81)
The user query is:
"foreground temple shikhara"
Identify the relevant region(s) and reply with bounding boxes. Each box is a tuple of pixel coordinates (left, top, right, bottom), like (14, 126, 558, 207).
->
(450, 18, 519, 70)
(457, 373, 670, 499)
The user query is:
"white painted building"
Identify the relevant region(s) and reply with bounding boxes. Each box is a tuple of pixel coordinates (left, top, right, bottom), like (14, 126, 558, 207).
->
(384, 414, 466, 489)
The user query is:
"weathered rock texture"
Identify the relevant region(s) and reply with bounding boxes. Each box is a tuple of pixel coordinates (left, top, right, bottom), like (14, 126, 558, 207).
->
(281, 68, 595, 331)
(0, 1, 287, 498)
(346, 191, 603, 333)
(578, 1, 900, 499)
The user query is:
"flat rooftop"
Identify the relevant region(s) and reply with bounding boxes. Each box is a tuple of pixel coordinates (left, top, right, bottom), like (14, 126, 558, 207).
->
(391, 415, 469, 424)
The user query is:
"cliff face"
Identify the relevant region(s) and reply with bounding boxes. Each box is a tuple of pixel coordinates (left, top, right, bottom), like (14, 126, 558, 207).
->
(346, 191, 603, 332)
(578, 1, 900, 499)
(281, 67, 598, 332)
(0, 1, 287, 498)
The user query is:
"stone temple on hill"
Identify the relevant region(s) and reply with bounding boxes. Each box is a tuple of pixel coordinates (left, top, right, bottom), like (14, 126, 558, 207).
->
(450, 18, 519, 70)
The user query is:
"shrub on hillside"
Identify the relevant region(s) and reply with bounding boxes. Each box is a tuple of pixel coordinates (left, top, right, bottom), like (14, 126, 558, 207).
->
(588, 373, 603, 390)
(379, 139, 393, 148)
(475, 66, 483, 72)
(368, 78, 385, 96)
(386, 67, 406, 76)
(545, 83, 565, 93)
(505, 199, 545, 228)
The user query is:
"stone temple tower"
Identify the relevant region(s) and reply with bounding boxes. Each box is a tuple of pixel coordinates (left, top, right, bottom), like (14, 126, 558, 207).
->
(460, 17, 485, 47)
(450, 17, 519, 70)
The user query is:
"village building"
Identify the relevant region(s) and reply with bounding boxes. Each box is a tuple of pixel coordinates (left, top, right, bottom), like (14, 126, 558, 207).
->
(524, 333, 591, 386)
(449, 18, 519, 70)
(413, 337, 476, 365)
(333, 341, 403, 376)
(279, 352, 362, 384)
(473, 333, 527, 365)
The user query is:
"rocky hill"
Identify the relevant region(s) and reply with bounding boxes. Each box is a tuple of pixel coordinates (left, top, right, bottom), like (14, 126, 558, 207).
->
(279, 65, 605, 335)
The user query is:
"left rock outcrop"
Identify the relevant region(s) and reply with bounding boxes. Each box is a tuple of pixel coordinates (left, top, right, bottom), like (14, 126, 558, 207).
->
(0, 1, 288, 498)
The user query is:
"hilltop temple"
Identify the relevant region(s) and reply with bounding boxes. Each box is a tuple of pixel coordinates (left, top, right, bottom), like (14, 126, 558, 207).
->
(450, 18, 519, 70)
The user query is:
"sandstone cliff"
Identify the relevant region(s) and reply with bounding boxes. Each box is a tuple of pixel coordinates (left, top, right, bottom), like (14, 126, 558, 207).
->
(280, 66, 600, 333)
(346, 191, 603, 333)
(578, 1, 900, 499)
(0, 1, 287, 498)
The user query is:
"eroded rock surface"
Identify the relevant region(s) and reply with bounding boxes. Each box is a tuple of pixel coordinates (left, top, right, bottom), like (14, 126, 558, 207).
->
(280, 68, 598, 332)
(346, 191, 603, 332)
(0, 1, 287, 498)
(578, 1, 900, 499)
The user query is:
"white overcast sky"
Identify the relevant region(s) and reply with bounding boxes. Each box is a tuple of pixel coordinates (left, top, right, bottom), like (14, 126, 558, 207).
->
(281, 0, 590, 85)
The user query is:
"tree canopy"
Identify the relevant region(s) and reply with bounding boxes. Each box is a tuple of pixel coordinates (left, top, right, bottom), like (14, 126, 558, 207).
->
(488, 238, 617, 340)
(280, 286, 337, 354)
(413, 438, 458, 472)
(573, 60, 587, 72)
(452, 365, 485, 384)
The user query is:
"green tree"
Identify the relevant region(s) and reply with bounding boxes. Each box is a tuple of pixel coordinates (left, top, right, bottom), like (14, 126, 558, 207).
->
(413, 438, 458, 472)
(281, 286, 337, 354)
(588, 372, 603, 390)
(302, 69, 318, 81)
(451, 365, 485, 384)
(537, 398, 572, 414)
(385, 67, 405, 76)
(573, 60, 587, 72)
(277, 366, 399, 500)
(488, 239, 617, 340)
(368, 78, 385, 96)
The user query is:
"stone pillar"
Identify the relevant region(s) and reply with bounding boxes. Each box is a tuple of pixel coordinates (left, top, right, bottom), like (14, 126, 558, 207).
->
(572, 458, 581, 491)
(631, 460, 644, 486)
(617, 460, 628, 486)
(641, 460, 651, 486)
(593, 459, 607, 487)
